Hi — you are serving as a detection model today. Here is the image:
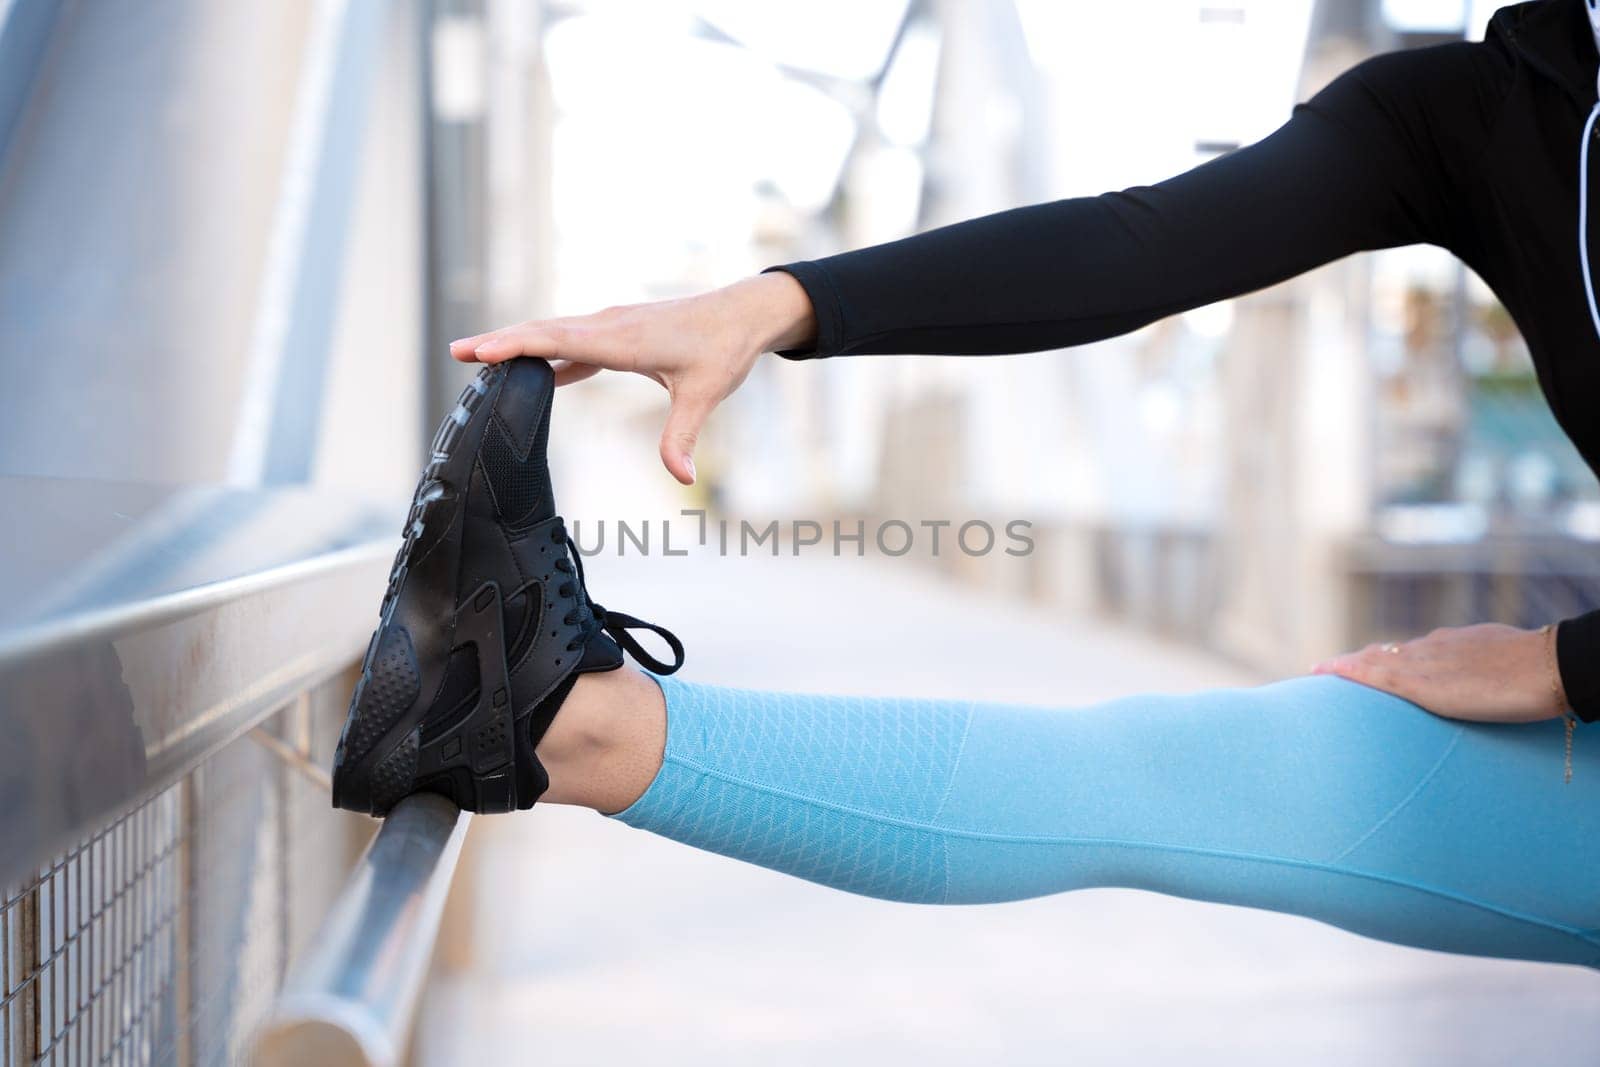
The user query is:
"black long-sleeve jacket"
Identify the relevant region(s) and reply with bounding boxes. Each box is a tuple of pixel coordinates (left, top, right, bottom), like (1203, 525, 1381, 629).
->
(771, 0, 1600, 719)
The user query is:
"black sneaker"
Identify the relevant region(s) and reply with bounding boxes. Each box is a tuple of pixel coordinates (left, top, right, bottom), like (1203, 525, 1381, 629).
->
(331, 358, 683, 816)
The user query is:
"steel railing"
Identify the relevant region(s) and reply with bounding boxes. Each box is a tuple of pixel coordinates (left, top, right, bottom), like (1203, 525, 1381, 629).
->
(254, 795, 470, 1067)
(0, 476, 456, 1065)
(0, 0, 454, 1058)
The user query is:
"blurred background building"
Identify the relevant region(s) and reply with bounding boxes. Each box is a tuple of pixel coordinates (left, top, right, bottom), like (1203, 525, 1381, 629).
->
(2, 0, 1598, 1064)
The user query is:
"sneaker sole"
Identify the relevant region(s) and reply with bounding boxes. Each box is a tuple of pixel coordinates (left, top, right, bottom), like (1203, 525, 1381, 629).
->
(332, 364, 505, 816)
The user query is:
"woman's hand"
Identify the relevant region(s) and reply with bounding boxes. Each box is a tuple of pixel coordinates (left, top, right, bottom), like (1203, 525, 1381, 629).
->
(449, 272, 817, 485)
(1311, 623, 1566, 723)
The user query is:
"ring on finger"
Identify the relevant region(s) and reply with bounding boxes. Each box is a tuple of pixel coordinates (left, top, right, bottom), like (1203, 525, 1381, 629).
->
(1381, 642, 1402, 655)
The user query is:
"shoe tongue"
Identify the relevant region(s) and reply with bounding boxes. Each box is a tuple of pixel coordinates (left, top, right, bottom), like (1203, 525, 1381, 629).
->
(574, 630, 623, 673)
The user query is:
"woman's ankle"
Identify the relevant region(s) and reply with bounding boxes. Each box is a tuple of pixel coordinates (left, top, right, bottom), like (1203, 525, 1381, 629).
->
(536, 667, 666, 813)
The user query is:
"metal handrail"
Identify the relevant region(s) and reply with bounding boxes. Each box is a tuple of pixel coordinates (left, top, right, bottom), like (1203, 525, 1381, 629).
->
(0, 476, 398, 887)
(254, 794, 471, 1067)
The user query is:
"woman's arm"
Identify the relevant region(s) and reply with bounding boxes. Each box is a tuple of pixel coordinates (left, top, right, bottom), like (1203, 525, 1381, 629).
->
(458, 42, 1507, 481)
(769, 42, 1505, 359)
(457, 40, 1595, 725)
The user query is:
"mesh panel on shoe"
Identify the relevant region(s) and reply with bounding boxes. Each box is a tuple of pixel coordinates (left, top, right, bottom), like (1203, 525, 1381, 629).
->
(478, 414, 552, 527)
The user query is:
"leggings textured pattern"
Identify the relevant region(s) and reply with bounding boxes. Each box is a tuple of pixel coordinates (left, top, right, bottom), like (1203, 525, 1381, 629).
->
(613, 675, 1600, 967)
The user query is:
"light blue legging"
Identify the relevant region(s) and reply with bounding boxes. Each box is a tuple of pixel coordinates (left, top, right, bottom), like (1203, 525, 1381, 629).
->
(612, 675, 1600, 967)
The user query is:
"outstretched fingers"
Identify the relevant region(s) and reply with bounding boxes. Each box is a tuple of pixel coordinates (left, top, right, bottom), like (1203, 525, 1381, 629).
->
(450, 322, 562, 364)
(447, 330, 499, 362)
(450, 311, 646, 371)
(1313, 643, 1410, 694)
(447, 294, 760, 485)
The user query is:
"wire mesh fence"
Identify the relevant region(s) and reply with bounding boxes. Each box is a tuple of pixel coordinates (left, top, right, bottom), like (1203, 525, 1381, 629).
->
(0, 672, 367, 1066)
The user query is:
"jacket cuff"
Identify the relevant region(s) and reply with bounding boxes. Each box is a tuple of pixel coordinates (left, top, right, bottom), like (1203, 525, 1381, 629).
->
(761, 262, 845, 360)
(1557, 610, 1600, 723)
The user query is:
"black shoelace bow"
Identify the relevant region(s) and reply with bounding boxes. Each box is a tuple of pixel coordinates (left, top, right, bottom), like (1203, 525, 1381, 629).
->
(546, 518, 684, 675)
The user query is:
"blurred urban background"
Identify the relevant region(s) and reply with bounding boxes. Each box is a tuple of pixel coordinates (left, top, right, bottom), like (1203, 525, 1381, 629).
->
(2, 0, 1599, 1064)
(436, 0, 1600, 677)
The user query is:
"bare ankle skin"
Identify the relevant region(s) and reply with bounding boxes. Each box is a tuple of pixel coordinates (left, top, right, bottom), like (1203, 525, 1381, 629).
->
(536, 667, 666, 814)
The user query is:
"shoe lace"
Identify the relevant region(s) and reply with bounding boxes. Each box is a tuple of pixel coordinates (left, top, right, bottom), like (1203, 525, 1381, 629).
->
(528, 518, 684, 675)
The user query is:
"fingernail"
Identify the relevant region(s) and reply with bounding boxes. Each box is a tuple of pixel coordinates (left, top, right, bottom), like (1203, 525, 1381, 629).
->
(684, 455, 696, 483)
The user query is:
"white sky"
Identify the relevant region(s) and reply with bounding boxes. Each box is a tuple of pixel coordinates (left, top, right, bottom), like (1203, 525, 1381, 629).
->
(541, 2, 1332, 309)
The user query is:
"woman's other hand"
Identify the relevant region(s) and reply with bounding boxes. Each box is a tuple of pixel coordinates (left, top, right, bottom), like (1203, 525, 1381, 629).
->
(1312, 623, 1567, 723)
(449, 272, 816, 486)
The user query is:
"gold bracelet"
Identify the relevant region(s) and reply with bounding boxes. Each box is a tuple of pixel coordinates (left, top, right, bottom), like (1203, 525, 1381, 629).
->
(1541, 623, 1574, 785)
